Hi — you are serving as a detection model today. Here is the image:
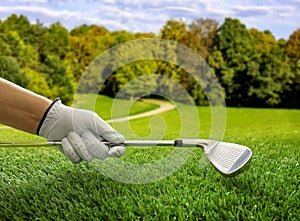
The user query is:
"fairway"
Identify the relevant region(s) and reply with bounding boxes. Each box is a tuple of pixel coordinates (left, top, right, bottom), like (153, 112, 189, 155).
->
(72, 94, 160, 120)
(0, 97, 299, 220)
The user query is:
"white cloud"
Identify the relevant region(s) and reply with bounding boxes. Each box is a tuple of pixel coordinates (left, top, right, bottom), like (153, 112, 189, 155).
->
(232, 4, 295, 17)
(147, 6, 201, 15)
(0, 5, 78, 19)
(8, 0, 47, 2)
(1, 0, 299, 39)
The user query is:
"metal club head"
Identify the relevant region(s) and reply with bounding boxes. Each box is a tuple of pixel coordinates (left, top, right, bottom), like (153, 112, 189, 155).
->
(203, 141, 252, 176)
(175, 139, 252, 176)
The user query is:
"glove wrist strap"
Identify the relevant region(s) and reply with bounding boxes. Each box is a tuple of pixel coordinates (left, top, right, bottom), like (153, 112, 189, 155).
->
(37, 98, 61, 135)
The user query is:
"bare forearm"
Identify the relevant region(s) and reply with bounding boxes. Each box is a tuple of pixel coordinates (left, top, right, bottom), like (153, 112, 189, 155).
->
(0, 78, 52, 134)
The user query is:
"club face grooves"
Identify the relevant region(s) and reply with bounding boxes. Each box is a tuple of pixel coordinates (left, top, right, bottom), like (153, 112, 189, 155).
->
(204, 141, 252, 176)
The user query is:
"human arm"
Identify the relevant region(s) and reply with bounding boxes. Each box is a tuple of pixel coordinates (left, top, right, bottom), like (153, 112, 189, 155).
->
(0, 77, 51, 134)
(0, 77, 126, 163)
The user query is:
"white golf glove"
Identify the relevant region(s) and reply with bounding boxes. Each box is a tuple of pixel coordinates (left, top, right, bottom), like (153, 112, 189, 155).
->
(38, 99, 126, 163)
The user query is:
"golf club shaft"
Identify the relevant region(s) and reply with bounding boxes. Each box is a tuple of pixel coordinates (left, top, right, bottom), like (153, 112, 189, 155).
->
(0, 139, 252, 176)
(0, 139, 208, 147)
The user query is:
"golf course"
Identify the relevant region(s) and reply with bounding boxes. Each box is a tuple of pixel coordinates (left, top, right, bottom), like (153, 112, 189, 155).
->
(2, 2, 300, 220)
(0, 95, 299, 220)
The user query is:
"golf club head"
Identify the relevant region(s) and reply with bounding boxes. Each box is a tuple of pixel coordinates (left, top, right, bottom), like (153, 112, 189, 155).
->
(203, 141, 252, 176)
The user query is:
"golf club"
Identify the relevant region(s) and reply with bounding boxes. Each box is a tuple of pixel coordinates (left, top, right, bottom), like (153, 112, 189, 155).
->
(0, 139, 252, 176)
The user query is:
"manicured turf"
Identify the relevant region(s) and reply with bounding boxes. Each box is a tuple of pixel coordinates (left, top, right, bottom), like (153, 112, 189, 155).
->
(0, 97, 299, 220)
(72, 94, 160, 120)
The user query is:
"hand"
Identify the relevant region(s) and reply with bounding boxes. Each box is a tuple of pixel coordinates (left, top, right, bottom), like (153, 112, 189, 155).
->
(38, 99, 126, 163)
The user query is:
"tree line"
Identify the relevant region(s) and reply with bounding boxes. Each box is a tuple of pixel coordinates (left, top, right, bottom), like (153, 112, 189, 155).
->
(0, 14, 299, 107)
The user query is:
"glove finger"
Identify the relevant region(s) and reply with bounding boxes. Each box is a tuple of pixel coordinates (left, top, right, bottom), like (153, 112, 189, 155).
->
(81, 130, 109, 160)
(104, 131, 125, 144)
(91, 130, 125, 157)
(107, 145, 126, 158)
(93, 114, 125, 144)
(61, 138, 82, 164)
(67, 131, 93, 162)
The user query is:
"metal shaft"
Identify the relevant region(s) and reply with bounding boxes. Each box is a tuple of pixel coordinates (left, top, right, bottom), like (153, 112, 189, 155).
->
(0, 139, 208, 147)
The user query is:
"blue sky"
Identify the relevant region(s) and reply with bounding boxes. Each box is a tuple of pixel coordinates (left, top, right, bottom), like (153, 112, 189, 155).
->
(0, 0, 299, 39)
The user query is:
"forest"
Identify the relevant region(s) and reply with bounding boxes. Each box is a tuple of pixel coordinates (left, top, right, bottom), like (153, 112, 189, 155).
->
(0, 14, 299, 108)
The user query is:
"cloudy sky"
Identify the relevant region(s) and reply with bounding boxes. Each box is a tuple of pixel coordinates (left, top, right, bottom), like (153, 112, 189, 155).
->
(0, 0, 299, 39)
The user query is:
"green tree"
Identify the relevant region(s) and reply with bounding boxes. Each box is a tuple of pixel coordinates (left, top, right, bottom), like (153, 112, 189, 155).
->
(27, 20, 46, 48)
(100, 37, 160, 99)
(178, 19, 218, 105)
(285, 29, 300, 107)
(0, 34, 12, 56)
(249, 28, 277, 54)
(249, 47, 293, 106)
(248, 29, 293, 107)
(0, 30, 39, 71)
(18, 43, 40, 71)
(25, 68, 53, 98)
(160, 19, 186, 42)
(156, 19, 187, 99)
(37, 23, 74, 104)
(209, 18, 260, 106)
(104, 61, 157, 100)
(183, 18, 218, 60)
(286, 29, 300, 62)
(39, 22, 70, 61)
(69, 25, 113, 82)
(68, 35, 89, 81)
(0, 56, 28, 87)
(110, 30, 135, 47)
(70, 24, 92, 37)
(40, 55, 74, 104)
(0, 31, 22, 57)
(0, 14, 32, 44)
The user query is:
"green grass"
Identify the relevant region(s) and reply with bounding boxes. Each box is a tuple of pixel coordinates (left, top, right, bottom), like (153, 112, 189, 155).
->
(72, 94, 160, 120)
(0, 97, 299, 220)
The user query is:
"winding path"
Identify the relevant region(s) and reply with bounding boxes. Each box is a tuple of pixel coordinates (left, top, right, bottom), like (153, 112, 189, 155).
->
(106, 99, 176, 123)
(0, 99, 175, 129)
